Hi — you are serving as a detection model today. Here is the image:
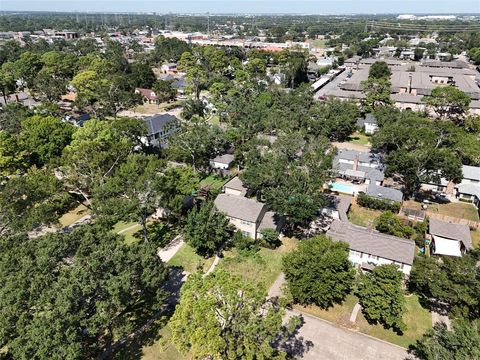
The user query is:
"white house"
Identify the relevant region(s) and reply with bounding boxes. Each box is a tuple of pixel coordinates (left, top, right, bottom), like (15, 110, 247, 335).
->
(327, 220, 415, 276)
(210, 154, 235, 170)
(455, 165, 480, 210)
(356, 114, 378, 135)
(429, 218, 472, 257)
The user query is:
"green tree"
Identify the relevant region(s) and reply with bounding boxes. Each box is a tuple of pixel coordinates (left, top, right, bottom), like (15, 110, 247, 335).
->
(362, 77, 392, 111)
(425, 86, 471, 121)
(152, 79, 177, 103)
(93, 154, 166, 242)
(368, 61, 391, 79)
(153, 35, 190, 63)
(0, 225, 168, 359)
(356, 264, 406, 333)
(0, 131, 28, 175)
(0, 61, 17, 103)
(414, 48, 425, 61)
(183, 201, 231, 257)
(170, 270, 300, 360)
(61, 119, 134, 204)
(19, 115, 75, 166)
(283, 236, 355, 307)
(410, 320, 480, 360)
(408, 252, 480, 318)
(0, 167, 71, 234)
(374, 211, 415, 239)
(308, 98, 359, 141)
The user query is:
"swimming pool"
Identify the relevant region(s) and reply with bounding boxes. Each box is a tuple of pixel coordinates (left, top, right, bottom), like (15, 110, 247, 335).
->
(330, 182, 356, 195)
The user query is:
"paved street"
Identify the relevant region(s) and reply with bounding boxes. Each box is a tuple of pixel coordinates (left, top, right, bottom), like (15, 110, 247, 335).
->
(284, 310, 413, 360)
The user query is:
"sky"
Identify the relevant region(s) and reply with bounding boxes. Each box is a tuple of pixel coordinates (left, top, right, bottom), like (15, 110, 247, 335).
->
(1, 0, 479, 14)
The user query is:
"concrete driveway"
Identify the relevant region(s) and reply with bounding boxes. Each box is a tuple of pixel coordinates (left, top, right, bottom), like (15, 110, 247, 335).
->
(285, 310, 413, 360)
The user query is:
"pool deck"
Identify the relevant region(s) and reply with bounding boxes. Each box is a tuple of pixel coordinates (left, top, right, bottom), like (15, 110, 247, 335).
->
(330, 180, 367, 196)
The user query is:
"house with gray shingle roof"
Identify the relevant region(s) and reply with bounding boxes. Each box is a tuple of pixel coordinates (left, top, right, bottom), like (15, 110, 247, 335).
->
(214, 193, 283, 239)
(326, 219, 415, 276)
(142, 113, 179, 147)
(332, 149, 385, 185)
(429, 218, 473, 257)
(455, 165, 480, 211)
(365, 184, 403, 203)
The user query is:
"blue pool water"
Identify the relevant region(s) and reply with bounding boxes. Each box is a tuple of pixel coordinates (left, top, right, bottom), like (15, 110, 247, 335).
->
(330, 182, 356, 194)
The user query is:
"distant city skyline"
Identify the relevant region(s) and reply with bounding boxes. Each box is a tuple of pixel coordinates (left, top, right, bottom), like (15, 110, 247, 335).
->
(2, 0, 479, 15)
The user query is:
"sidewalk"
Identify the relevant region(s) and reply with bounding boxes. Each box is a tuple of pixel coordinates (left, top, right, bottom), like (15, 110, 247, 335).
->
(157, 235, 184, 262)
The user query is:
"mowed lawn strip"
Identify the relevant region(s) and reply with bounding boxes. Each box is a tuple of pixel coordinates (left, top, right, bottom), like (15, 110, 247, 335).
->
(218, 237, 299, 290)
(58, 203, 90, 227)
(295, 293, 431, 348)
(348, 200, 383, 228)
(167, 243, 215, 273)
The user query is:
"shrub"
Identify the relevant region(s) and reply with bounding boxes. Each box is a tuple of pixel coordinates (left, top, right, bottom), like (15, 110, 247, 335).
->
(357, 192, 401, 213)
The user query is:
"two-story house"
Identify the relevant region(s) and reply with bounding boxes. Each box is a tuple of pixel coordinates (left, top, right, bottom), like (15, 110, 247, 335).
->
(327, 220, 415, 276)
(333, 149, 385, 186)
(141, 113, 179, 148)
(214, 176, 283, 239)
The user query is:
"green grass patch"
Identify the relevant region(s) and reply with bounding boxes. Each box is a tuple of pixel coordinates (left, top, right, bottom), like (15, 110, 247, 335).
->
(113, 221, 143, 244)
(168, 243, 215, 273)
(140, 325, 188, 360)
(347, 132, 371, 146)
(309, 39, 326, 48)
(471, 229, 480, 248)
(295, 293, 431, 348)
(348, 200, 384, 227)
(218, 237, 298, 290)
(403, 200, 479, 222)
(58, 203, 90, 228)
(199, 174, 227, 191)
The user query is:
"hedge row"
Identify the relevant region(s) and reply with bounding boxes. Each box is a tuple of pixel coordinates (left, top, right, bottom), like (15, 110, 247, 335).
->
(357, 192, 401, 213)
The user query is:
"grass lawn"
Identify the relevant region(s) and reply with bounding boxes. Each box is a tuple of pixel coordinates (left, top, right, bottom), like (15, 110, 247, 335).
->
(348, 200, 383, 227)
(403, 199, 479, 222)
(168, 243, 215, 273)
(347, 132, 371, 146)
(309, 39, 326, 48)
(132, 101, 182, 115)
(295, 294, 431, 348)
(199, 174, 227, 191)
(58, 203, 90, 227)
(218, 237, 299, 290)
(113, 221, 143, 244)
(140, 325, 187, 360)
(471, 229, 480, 248)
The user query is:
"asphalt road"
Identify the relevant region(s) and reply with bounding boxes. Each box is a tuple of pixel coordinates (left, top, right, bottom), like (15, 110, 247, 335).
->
(285, 310, 413, 360)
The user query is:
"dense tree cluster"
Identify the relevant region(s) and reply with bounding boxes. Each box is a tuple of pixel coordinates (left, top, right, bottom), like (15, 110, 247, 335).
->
(0, 226, 168, 359)
(170, 270, 300, 359)
(283, 236, 355, 307)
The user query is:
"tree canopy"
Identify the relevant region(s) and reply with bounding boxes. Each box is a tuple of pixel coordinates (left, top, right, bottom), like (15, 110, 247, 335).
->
(356, 264, 407, 333)
(283, 236, 355, 307)
(169, 270, 300, 360)
(0, 225, 168, 359)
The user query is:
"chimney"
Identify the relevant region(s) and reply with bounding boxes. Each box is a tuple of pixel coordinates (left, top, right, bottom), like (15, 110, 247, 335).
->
(353, 155, 359, 171)
(407, 74, 412, 94)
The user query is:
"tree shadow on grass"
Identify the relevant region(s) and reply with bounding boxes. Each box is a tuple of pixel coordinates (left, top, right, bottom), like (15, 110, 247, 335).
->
(110, 267, 186, 360)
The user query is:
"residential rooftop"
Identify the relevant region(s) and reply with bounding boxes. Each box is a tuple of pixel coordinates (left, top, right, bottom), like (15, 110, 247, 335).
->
(214, 193, 265, 223)
(429, 218, 472, 250)
(327, 220, 416, 265)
